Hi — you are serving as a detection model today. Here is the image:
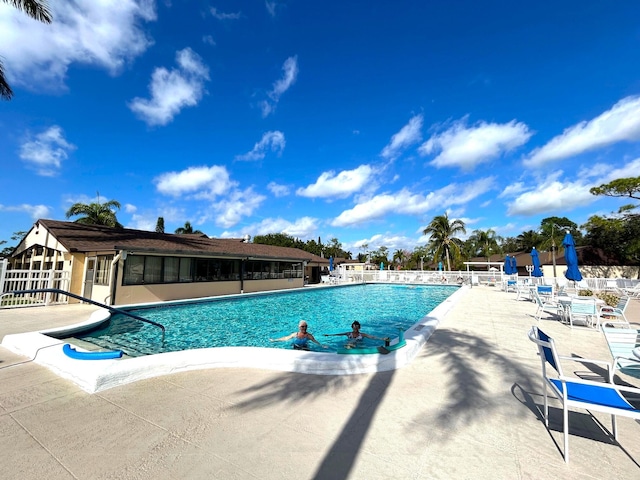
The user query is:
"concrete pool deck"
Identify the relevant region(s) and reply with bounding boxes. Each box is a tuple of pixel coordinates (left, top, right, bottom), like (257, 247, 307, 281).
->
(1, 286, 640, 479)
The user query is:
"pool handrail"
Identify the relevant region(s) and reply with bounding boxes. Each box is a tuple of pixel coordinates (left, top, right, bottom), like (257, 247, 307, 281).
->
(6, 288, 166, 341)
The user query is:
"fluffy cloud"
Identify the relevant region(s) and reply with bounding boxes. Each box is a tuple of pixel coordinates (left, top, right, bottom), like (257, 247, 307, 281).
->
(210, 7, 241, 20)
(380, 114, 423, 160)
(332, 177, 495, 227)
(0, 1, 156, 90)
(506, 175, 596, 216)
(19, 126, 76, 176)
(260, 56, 298, 117)
(296, 165, 375, 199)
(128, 48, 209, 126)
(236, 131, 286, 161)
(526, 96, 640, 167)
(154, 165, 235, 198)
(210, 187, 266, 229)
(0, 203, 51, 220)
(419, 117, 532, 171)
(267, 182, 290, 197)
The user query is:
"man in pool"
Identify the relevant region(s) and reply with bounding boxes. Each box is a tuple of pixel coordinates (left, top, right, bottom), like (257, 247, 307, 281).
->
(270, 320, 327, 350)
(324, 321, 389, 348)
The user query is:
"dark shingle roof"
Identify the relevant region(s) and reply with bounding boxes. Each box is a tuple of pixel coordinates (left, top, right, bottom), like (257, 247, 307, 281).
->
(35, 220, 313, 261)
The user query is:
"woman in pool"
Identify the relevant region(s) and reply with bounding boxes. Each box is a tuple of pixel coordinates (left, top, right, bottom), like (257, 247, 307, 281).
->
(324, 321, 389, 348)
(270, 320, 326, 350)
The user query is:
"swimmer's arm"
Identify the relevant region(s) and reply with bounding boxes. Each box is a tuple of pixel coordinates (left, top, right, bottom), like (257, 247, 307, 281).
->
(323, 331, 348, 337)
(361, 332, 390, 341)
(270, 332, 296, 342)
(308, 334, 329, 348)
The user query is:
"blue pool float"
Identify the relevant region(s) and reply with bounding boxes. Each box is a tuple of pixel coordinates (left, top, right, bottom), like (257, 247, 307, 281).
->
(62, 343, 123, 360)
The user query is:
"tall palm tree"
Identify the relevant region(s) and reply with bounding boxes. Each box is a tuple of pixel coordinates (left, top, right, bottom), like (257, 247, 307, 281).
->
(65, 195, 122, 227)
(1, 1, 52, 100)
(155, 217, 165, 234)
(392, 249, 406, 269)
(468, 228, 502, 266)
(174, 221, 204, 235)
(423, 213, 466, 271)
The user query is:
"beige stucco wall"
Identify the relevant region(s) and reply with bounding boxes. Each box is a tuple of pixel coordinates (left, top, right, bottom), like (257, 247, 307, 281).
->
(541, 265, 639, 279)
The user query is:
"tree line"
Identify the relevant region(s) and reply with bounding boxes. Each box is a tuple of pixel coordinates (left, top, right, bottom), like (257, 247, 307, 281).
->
(2, 178, 639, 274)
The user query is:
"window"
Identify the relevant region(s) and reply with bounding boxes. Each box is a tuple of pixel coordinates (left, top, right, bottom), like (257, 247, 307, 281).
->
(123, 256, 144, 285)
(144, 257, 162, 283)
(164, 257, 179, 283)
(95, 255, 114, 285)
(179, 258, 193, 282)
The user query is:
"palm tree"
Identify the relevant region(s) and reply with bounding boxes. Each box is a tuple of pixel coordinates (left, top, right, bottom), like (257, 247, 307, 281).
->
(174, 221, 204, 235)
(516, 230, 541, 253)
(65, 195, 122, 227)
(392, 249, 406, 269)
(468, 228, 502, 266)
(423, 213, 466, 271)
(1, 1, 52, 100)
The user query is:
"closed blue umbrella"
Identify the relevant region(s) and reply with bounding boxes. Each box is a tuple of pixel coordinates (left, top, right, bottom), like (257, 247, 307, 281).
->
(562, 232, 583, 282)
(503, 256, 513, 275)
(438, 261, 443, 271)
(530, 248, 543, 277)
(329, 256, 334, 272)
(510, 255, 518, 275)
(380, 262, 384, 270)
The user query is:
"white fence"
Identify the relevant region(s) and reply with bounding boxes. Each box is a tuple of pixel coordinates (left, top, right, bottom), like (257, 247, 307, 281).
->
(0, 261, 71, 308)
(334, 267, 640, 292)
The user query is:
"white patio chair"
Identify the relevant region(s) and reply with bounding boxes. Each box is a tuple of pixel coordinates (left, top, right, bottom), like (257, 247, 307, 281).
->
(528, 326, 640, 463)
(568, 297, 598, 329)
(599, 296, 631, 329)
(532, 290, 563, 322)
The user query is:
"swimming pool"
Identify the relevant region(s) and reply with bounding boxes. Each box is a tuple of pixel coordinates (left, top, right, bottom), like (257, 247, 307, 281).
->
(75, 284, 459, 355)
(1, 283, 467, 393)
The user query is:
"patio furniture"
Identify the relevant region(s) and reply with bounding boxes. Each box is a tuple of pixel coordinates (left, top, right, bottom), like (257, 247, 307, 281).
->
(602, 326, 640, 379)
(568, 297, 598, 329)
(533, 290, 563, 322)
(599, 296, 631, 328)
(528, 326, 640, 463)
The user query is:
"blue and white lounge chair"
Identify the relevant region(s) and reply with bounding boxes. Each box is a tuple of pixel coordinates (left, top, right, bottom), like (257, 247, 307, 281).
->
(528, 326, 640, 463)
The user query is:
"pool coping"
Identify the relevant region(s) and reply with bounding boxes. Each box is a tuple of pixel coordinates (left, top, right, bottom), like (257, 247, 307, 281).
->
(0, 285, 467, 393)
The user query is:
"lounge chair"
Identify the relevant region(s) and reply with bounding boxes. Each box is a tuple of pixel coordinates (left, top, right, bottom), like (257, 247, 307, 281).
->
(528, 326, 640, 463)
(532, 290, 563, 322)
(621, 283, 640, 299)
(599, 296, 631, 328)
(601, 326, 640, 379)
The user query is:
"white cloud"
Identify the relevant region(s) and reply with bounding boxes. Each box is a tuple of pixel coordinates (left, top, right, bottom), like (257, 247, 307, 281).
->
(265, 1, 278, 17)
(154, 165, 235, 197)
(210, 188, 266, 228)
(267, 182, 290, 197)
(296, 165, 375, 199)
(128, 48, 210, 126)
(19, 126, 76, 176)
(236, 131, 286, 161)
(419, 117, 532, 171)
(506, 173, 596, 216)
(380, 114, 423, 160)
(0, 1, 156, 90)
(124, 204, 137, 213)
(260, 56, 298, 117)
(210, 7, 241, 20)
(0, 203, 51, 220)
(202, 35, 216, 46)
(332, 177, 495, 227)
(525, 96, 640, 167)
(228, 216, 318, 239)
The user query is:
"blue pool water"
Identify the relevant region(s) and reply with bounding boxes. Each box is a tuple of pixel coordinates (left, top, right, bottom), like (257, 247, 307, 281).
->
(77, 284, 458, 356)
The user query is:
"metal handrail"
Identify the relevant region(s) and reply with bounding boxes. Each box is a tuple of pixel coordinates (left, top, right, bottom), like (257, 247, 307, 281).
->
(6, 288, 165, 342)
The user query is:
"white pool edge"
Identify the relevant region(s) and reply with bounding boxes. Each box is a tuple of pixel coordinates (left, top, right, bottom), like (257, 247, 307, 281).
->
(1, 286, 467, 393)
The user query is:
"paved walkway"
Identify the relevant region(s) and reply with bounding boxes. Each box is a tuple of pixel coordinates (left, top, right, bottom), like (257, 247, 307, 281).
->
(1, 287, 639, 479)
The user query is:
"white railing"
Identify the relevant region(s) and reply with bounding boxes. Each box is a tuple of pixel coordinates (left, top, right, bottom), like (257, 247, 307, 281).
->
(333, 267, 640, 292)
(0, 268, 71, 308)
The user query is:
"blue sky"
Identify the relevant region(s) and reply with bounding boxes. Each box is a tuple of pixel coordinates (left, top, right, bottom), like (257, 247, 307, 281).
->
(1, 1, 640, 257)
